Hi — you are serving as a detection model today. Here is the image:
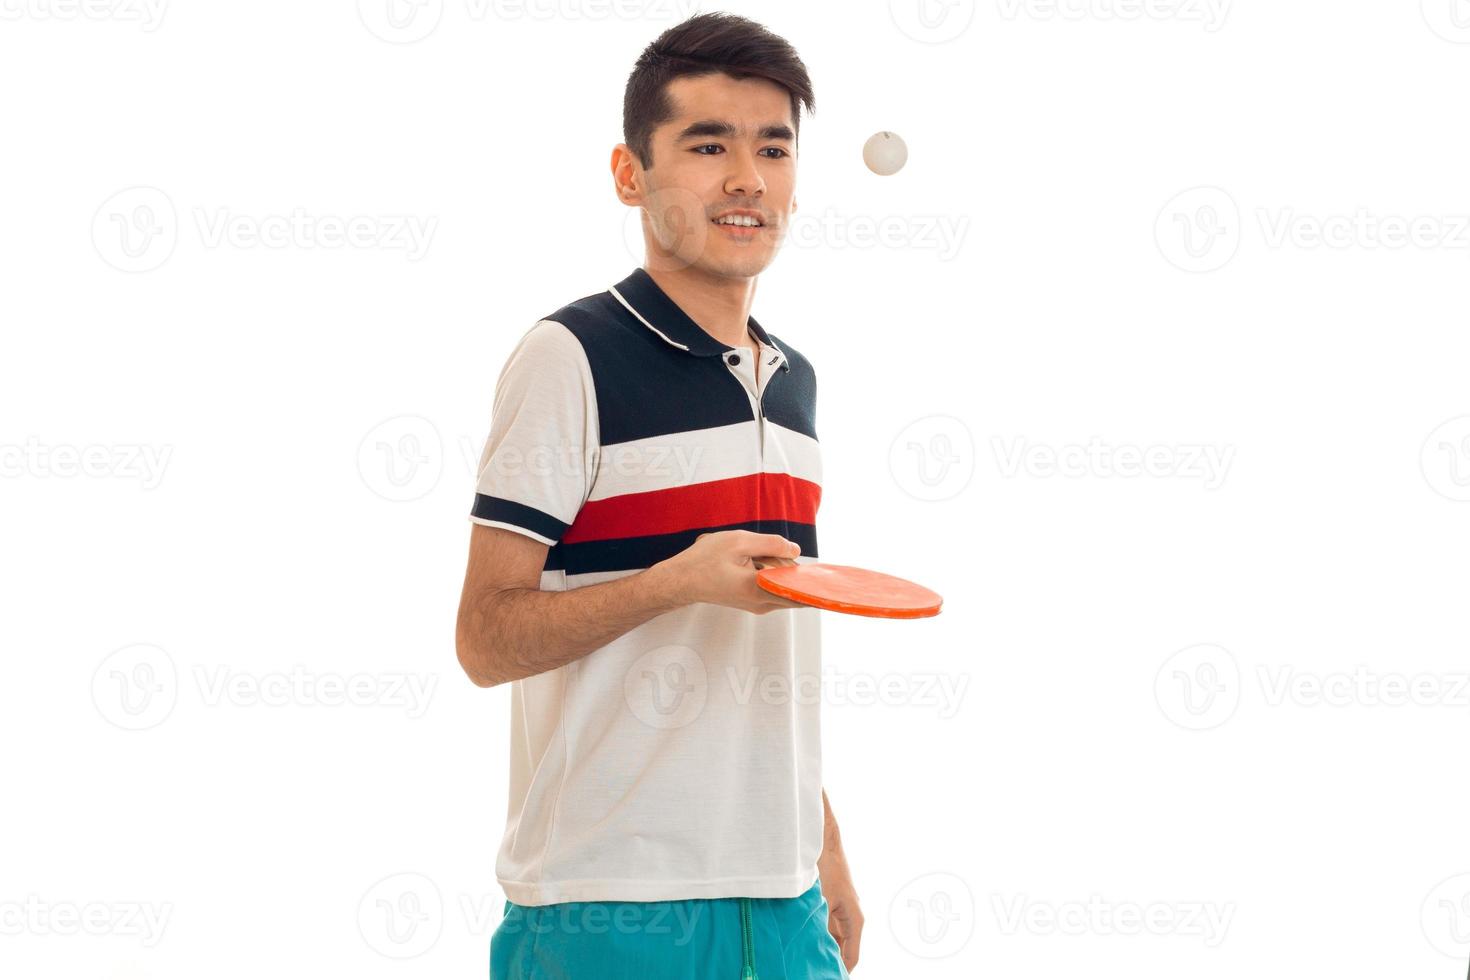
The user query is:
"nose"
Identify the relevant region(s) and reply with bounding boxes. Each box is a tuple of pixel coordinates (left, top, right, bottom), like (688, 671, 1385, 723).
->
(723, 145, 765, 199)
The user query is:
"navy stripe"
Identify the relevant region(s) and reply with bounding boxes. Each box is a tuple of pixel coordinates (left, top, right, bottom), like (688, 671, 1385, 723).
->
(545, 296, 819, 445)
(545, 521, 819, 575)
(471, 494, 570, 542)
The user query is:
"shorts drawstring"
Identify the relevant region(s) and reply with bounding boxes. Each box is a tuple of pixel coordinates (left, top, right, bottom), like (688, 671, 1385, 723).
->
(739, 897, 758, 979)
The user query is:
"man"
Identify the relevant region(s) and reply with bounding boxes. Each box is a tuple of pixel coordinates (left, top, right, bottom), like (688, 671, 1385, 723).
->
(457, 13, 862, 978)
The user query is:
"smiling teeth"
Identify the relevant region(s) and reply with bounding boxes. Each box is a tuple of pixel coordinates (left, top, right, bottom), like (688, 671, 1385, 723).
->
(715, 215, 760, 226)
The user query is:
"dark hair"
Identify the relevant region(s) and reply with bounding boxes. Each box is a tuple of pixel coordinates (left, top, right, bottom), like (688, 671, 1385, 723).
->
(623, 12, 815, 169)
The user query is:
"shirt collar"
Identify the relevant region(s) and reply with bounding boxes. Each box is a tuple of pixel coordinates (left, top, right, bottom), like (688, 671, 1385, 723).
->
(609, 266, 786, 368)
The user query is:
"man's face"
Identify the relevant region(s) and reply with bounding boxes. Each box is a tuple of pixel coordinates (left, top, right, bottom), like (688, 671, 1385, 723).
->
(619, 72, 798, 279)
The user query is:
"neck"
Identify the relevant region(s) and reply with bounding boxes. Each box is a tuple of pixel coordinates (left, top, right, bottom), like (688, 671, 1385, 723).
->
(643, 263, 758, 351)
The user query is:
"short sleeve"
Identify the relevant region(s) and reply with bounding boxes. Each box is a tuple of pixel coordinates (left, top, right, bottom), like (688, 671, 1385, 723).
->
(468, 319, 599, 546)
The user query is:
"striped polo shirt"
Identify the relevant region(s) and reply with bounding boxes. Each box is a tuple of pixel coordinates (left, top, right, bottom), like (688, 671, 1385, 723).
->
(469, 266, 825, 906)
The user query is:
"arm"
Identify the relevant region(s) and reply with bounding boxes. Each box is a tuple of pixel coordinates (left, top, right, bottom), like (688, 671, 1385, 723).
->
(818, 788, 864, 973)
(455, 524, 803, 688)
(455, 524, 682, 687)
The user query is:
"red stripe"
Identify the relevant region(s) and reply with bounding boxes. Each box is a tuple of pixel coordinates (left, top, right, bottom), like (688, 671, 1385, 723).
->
(562, 473, 820, 544)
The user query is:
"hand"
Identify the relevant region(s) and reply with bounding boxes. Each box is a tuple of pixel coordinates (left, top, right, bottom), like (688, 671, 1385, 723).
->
(818, 852, 863, 973)
(653, 529, 808, 614)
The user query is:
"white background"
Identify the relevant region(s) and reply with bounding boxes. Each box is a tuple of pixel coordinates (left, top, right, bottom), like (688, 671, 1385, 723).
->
(3, 0, 1469, 977)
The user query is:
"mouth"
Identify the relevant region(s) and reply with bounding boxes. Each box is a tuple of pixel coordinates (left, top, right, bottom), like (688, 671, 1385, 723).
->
(711, 213, 766, 238)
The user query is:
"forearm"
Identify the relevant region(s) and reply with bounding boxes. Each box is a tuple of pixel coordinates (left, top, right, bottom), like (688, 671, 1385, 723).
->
(820, 788, 845, 860)
(458, 562, 684, 687)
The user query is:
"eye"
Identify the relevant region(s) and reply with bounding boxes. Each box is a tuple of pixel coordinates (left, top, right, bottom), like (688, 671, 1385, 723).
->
(762, 147, 790, 159)
(693, 144, 723, 155)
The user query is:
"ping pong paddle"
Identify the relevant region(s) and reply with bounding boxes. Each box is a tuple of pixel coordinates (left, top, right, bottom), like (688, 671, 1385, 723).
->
(755, 562, 942, 619)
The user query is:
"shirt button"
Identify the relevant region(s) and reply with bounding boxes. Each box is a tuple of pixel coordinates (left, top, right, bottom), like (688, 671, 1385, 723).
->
(728, 353, 741, 365)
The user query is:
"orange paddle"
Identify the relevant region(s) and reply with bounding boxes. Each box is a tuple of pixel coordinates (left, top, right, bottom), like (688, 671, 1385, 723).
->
(755, 562, 942, 619)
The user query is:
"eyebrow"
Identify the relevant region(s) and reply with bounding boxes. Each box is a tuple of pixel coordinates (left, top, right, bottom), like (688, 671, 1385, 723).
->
(673, 119, 796, 143)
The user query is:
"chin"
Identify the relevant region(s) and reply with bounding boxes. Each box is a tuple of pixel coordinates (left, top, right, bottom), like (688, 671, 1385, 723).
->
(699, 249, 777, 280)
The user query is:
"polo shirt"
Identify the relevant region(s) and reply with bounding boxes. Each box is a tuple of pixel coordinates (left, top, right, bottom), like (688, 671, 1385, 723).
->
(468, 266, 825, 906)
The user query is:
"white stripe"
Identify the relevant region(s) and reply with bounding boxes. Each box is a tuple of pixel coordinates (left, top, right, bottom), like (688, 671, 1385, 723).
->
(586, 420, 821, 502)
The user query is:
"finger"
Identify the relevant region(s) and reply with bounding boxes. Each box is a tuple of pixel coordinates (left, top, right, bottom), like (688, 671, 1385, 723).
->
(734, 532, 799, 557)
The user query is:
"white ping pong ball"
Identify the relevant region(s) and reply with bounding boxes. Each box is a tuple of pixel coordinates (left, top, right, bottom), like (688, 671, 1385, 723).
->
(862, 131, 907, 176)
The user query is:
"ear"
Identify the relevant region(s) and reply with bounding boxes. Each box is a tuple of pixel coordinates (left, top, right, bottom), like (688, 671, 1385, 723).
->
(611, 144, 642, 206)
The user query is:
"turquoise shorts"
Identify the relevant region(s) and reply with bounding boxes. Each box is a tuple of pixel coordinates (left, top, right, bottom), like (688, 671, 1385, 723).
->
(490, 876, 851, 979)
